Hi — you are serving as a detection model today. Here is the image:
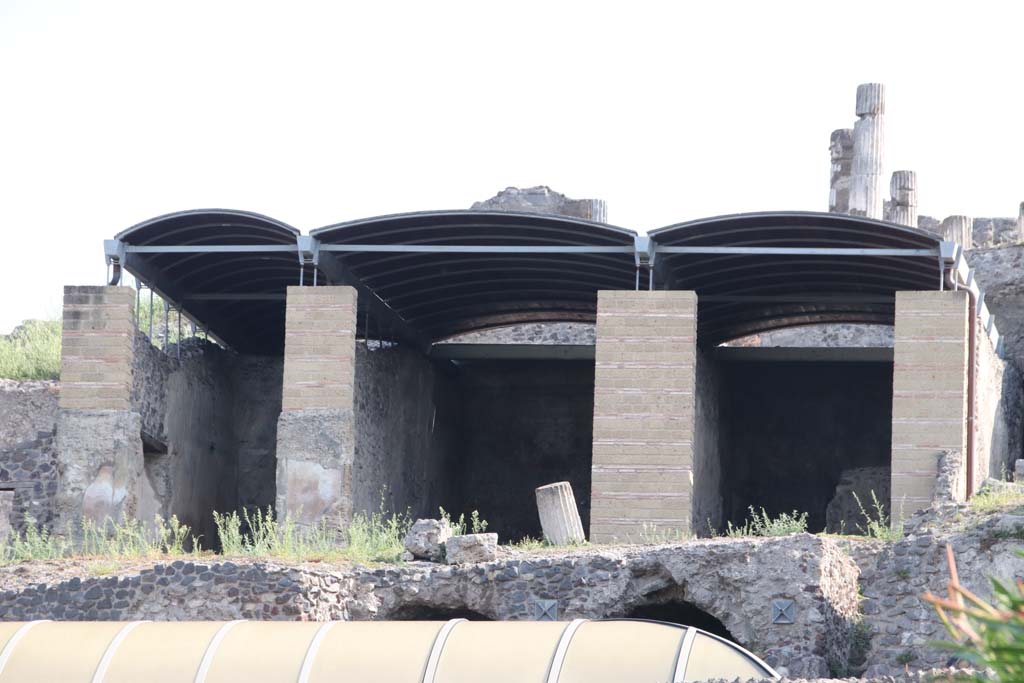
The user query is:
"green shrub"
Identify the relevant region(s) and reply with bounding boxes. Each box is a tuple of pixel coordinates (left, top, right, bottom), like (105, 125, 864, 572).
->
(0, 319, 61, 380)
(724, 506, 808, 537)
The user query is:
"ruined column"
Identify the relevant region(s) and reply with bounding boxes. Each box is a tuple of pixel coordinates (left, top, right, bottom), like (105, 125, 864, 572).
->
(275, 286, 357, 530)
(828, 129, 854, 214)
(887, 171, 917, 227)
(536, 481, 585, 545)
(891, 291, 969, 523)
(591, 291, 697, 543)
(850, 83, 885, 219)
(1018, 202, 1024, 241)
(941, 215, 973, 249)
(55, 286, 144, 533)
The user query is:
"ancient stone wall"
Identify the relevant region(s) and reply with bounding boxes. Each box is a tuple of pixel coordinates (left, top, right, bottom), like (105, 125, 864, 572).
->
(974, 316, 1024, 489)
(0, 534, 858, 678)
(471, 186, 607, 223)
(0, 381, 58, 450)
(441, 322, 595, 346)
(352, 344, 458, 520)
(692, 349, 723, 534)
(723, 323, 893, 348)
(0, 380, 59, 534)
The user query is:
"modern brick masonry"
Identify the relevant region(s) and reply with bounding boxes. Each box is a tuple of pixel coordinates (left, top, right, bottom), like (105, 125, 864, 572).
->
(590, 291, 698, 543)
(59, 286, 135, 411)
(890, 291, 970, 518)
(281, 285, 357, 412)
(275, 286, 358, 529)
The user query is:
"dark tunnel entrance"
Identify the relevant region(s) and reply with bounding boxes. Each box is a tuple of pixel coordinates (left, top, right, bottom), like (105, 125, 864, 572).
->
(625, 599, 736, 643)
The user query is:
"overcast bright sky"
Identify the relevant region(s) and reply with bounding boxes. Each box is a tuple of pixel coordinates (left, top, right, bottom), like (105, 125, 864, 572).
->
(1, 1, 1021, 332)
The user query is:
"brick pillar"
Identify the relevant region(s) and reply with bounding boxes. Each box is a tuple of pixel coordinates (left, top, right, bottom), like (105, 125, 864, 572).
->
(55, 286, 143, 531)
(275, 286, 357, 529)
(891, 291, 969, 520)
(590, 291, 697, 543)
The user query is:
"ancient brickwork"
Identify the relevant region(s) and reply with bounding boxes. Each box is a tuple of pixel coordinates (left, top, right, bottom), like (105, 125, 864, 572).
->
(276, 286, 358, 529)
(891, 292, 969, 519)
(59, 286, 135, 411)
(590, 291, 697, 542)
(281, 286, 357, 412)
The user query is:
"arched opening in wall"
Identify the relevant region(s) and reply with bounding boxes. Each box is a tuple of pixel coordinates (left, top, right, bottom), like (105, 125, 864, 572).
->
(624, 599, 736, 643)
(387, 605, 493, 621)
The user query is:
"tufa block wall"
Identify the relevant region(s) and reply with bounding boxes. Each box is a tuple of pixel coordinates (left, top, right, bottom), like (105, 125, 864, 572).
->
(590, 291, 697, 543)
(890, 291, 969, 518)
(59, 286, 135, 411)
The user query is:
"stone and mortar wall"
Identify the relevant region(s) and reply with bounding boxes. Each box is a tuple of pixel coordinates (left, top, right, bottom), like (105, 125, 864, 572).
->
(353, 343, 458, 520)
(973, 316, 1024, 489)
(0, 534, 858, 678)
(441, 322, 595, 346)
(471, 186, 607, 223)
(0, 381, 59, 534)
(0, 381, 58, 450)
(131, 333, 282, 543)
(692, 349, 723, 534)
(725, 323, 894, 349)
(890, 292, 969, 519)
(855, 505, 1024, 677)
(591, 291, 697, 542)
(275, 286, 356, 529)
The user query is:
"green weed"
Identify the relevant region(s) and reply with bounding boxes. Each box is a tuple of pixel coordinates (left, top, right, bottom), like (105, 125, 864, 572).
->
(0, 319, 61, 380)
(852, 490, 903, 541)
(724, 507, 808, 537)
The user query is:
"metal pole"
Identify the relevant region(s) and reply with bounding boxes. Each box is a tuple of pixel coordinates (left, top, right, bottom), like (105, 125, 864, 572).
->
(148, 289, 154, 340)
(163, 300, 169, 350)
(177, 309, 182, 360)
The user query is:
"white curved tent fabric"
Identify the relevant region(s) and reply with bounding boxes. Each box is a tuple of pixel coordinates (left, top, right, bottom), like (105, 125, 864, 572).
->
(0, 619, 779, 682)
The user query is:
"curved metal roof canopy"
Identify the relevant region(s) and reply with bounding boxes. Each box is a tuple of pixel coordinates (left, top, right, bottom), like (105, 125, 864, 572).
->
(648, 212, 944, 345)
(111, 210, 300, 354)
(107, 208, 961, 355)
(312, 211, 639, 342)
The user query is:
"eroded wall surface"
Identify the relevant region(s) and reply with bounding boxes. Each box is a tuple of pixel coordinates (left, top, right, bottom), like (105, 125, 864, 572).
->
(0, 534, 858, 679)
(353, 344, 458, 520)
(973, 317, 1023, 489)
(693, 349, 723, 534)
(0, 381, 58, 450)
(0, 381, 59, 534)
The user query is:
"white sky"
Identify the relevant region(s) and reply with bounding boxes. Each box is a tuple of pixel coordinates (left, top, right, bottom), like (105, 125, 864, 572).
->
(1, 0, 1022, 332)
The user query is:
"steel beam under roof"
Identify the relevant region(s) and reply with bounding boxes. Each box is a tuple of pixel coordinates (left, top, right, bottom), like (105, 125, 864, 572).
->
(105, 209, 999, 357)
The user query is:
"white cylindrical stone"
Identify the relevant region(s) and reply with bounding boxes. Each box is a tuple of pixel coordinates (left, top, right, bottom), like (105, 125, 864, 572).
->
(535, 481, 585, 546)
(1018, 202, 1024, 241)
(888, 170, 917, 227)
(829, 129, 854, 214)
(941, 215, 974, 249)
(850, 83, 886, 219)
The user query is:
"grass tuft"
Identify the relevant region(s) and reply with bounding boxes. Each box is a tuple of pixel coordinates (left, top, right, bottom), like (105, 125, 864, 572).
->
(724, 507, 808, 537)
(852, 490, 903, 541)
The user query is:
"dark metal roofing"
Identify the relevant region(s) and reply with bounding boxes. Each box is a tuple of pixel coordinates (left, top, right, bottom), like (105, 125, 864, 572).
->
(116, 209, 300, 354)
(312, 211, 639, 341)
(110, 208, 950, 355)
(648, 212, 943, 345)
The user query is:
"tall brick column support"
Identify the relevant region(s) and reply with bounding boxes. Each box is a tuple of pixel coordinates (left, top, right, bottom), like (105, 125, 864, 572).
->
(590, 291, 698, 543)
(891, 291, 970, 521)
(275, 286, 357, 529)
(55, 286, 144, 532)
